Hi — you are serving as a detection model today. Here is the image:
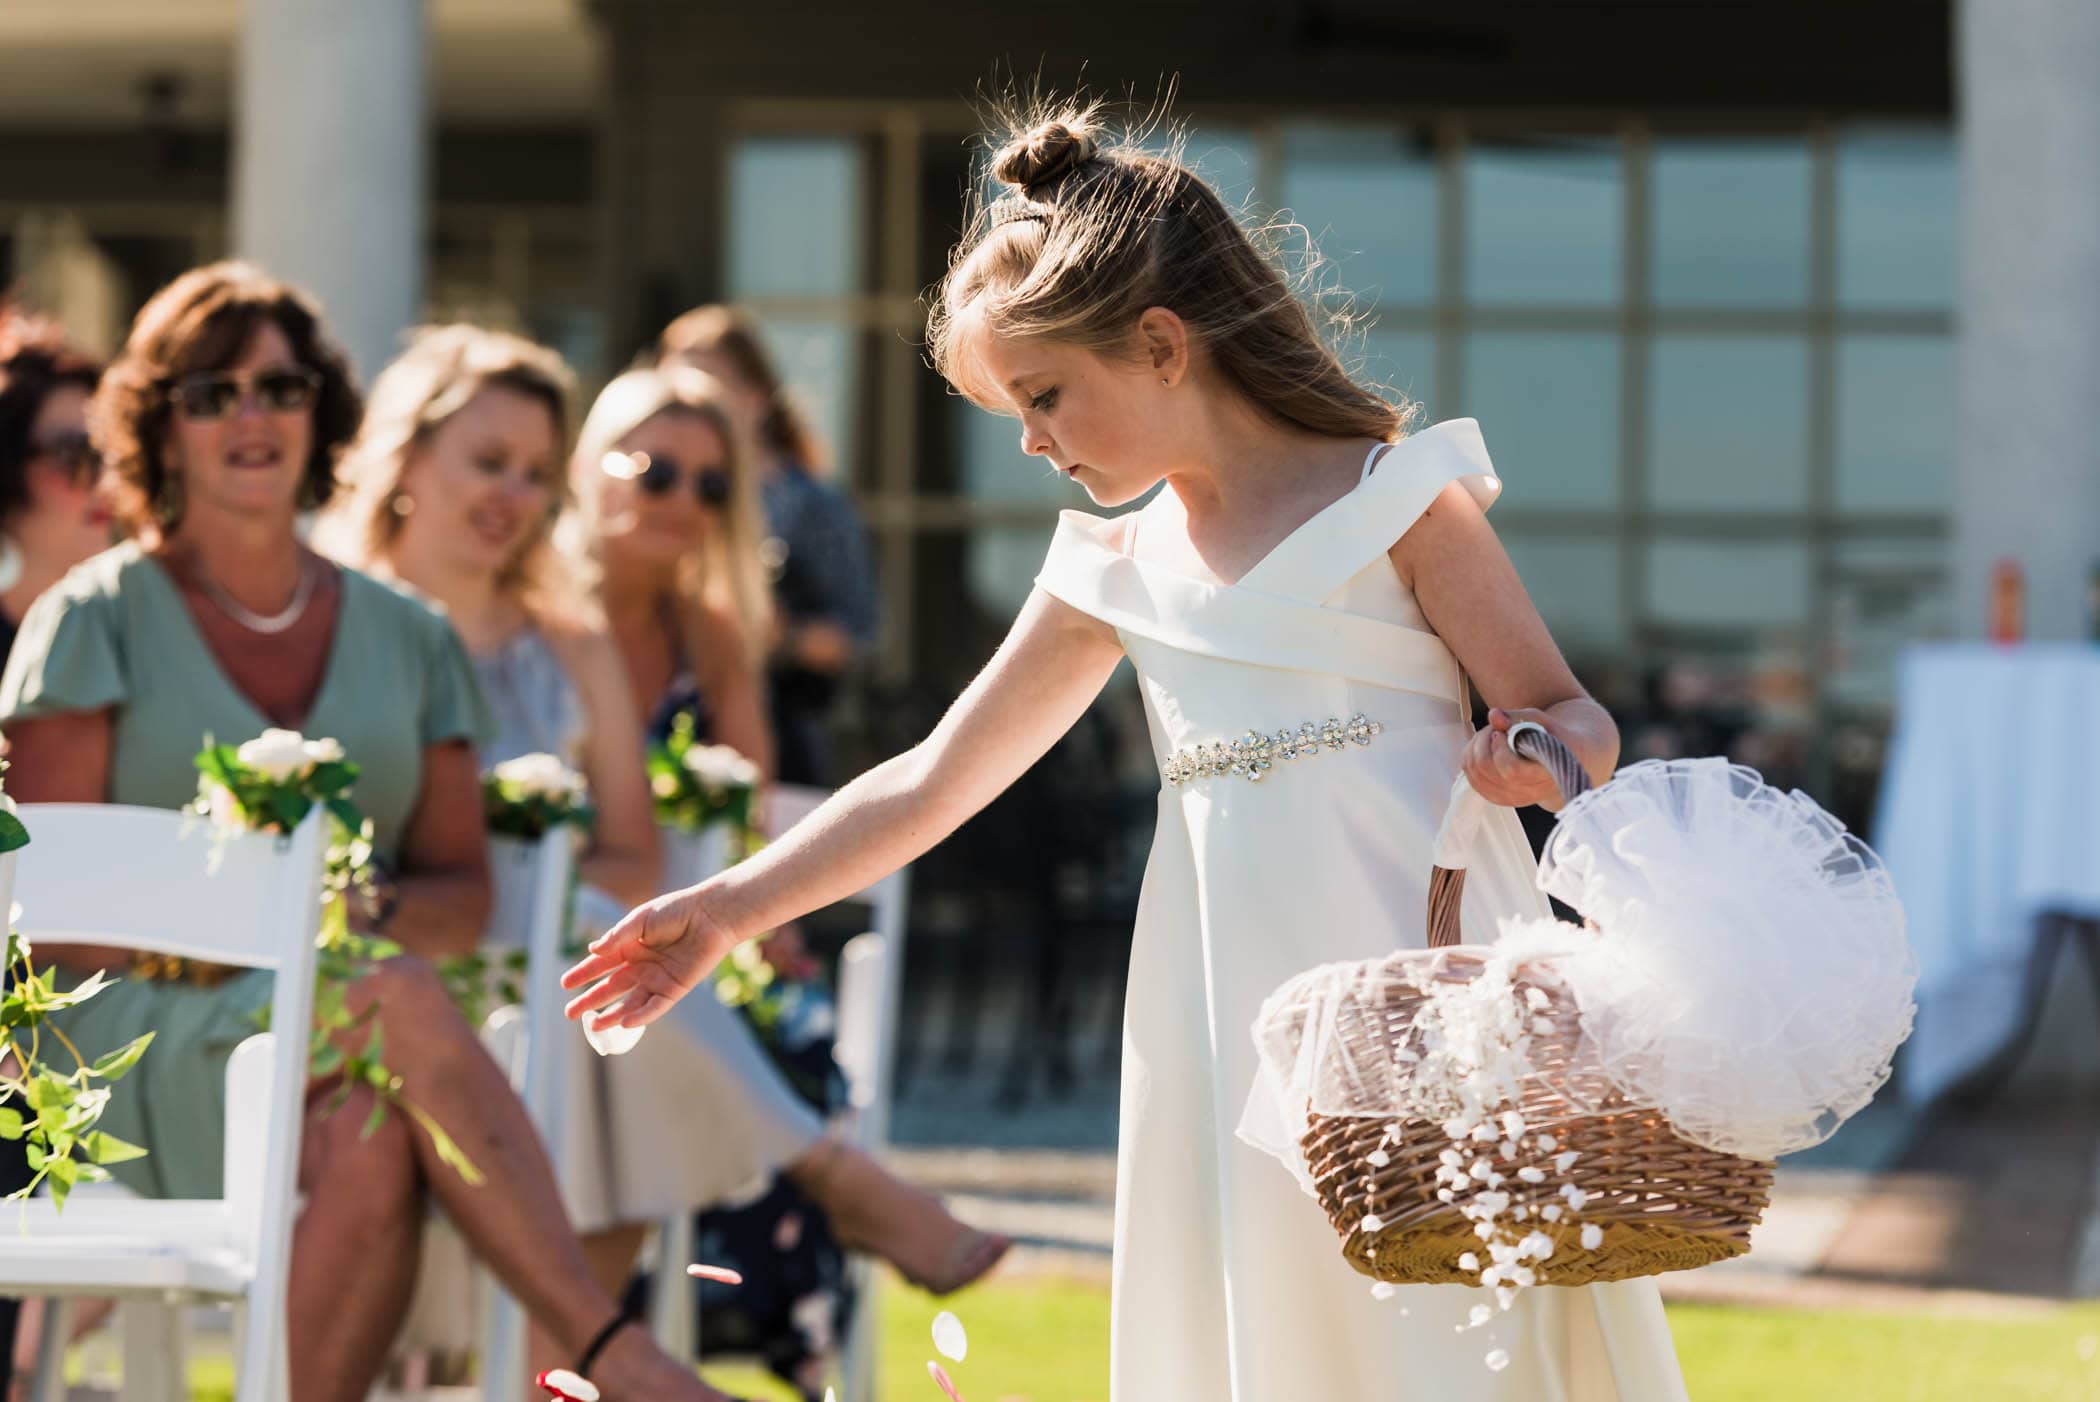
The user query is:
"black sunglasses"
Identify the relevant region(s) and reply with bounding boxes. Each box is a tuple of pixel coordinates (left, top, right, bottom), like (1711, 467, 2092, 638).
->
(166, 366, 322, 422)
(26, 430, 101, 484)
(601, 450, 731, 508)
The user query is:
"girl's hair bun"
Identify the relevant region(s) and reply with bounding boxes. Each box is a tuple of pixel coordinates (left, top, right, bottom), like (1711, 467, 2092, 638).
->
(991, 117, 1101, 195)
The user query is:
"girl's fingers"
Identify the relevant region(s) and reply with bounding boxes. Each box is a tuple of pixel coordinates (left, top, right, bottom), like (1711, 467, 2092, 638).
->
(564, 973, 633, 1021)
(560, 949, 623, 991)
(592, 984, 674, 1031)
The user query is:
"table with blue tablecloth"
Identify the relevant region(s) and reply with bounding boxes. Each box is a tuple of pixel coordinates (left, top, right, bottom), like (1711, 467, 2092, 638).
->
(1876, 643, 2100, 1104)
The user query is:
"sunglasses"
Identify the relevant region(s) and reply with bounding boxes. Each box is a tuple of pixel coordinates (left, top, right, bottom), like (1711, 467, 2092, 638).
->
(601, 450, 732, 508)
(166, 366, 322, 422)
(26, 430, 101, 484)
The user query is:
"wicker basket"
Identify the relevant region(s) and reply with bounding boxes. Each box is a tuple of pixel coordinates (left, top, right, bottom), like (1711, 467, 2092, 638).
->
(1301, 724, 1775, 1286)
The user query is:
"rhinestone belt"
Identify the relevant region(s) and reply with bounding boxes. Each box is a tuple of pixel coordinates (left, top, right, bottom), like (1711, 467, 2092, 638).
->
(1161, 714, 1383, 786)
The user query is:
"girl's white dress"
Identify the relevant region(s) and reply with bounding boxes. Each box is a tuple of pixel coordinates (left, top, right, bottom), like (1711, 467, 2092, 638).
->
(1033, 419, 1688, 1401)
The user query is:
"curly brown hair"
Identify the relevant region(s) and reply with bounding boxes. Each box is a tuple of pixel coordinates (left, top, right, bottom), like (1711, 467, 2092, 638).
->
(0, 307, 103, 525)
(91, 261, 362, 535)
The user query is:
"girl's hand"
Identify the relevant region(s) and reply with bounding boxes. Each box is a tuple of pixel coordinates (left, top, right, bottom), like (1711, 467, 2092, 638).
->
(1460, 707, 1562, 808)
(559, 887, 739, 1031)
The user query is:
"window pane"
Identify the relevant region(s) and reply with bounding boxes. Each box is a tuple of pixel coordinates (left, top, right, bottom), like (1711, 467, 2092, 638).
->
(955, 395, 1066, 508)
(1466, 137, 1622, 305)
(1645, 539, 1813, 629)
(1502, 535, 1624, 651)
(1648, 336, 1809, 511)
(1186, 128, 1262, 218)
(1838, 129, 1955, 310)
(1836, 336, 1954, 512)
(1461, 331, 1620, 510)
(1652, 139, 1811, 307)
(1362, 328, 1437, 419)
(727, 137, 865, 297)
(754, 319, 858, 477)
(1827, 537, 1950, 708)
(968, 524, 1059, 622)
(1281, 125, 1438, 307)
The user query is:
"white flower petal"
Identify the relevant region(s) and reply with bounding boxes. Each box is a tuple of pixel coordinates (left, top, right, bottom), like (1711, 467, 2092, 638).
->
(583, 1017, 645, 1057)
(931, 1309, 968, 1363)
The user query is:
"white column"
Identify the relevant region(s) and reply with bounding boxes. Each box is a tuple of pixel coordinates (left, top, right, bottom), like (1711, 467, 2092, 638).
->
(233, 0, 427, 382)
(1954, 0, 2100, 640)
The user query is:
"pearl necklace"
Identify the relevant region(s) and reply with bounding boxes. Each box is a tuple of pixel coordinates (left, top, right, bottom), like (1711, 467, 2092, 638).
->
(198, 557, 318, 635)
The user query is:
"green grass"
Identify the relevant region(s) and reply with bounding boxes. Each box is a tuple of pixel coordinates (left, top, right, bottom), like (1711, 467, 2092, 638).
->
(164, 1278, 2100, 1401)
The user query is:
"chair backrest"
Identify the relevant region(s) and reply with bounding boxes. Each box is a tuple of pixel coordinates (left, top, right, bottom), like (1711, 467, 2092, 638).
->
(12, 802, 327, 1376)
(474, 828, 575, 1402)
(12, 804, 330, 970)
(478, 830, 576, 1139)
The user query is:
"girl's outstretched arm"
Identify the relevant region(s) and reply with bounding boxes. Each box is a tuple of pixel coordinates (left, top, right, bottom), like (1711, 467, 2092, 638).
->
(563, 587, 1124, 1029)
(1395, 481, 1620, 809)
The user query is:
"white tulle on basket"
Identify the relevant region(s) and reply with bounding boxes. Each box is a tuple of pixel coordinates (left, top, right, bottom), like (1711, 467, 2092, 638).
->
(1241, 756, 1917, 1182)
(1533, 757, 1916, 1158)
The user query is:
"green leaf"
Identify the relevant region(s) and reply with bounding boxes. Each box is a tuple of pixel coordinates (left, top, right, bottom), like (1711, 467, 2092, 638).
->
(0, 808, 30, 855)
(0, 1108, 24, 1141)
(88, 1033, 154, 1084)
(24, 1142, 44, 1171)
(46, 1170, 68, 1212)
(83, 1131, 145, 1165)
(359, 1100, 388, 1141)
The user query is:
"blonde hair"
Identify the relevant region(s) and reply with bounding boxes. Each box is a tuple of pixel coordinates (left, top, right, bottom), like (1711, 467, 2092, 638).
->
(567, 364, 773, 664)
(929, 98, 1409, 442)
(317, 323, 587, 626)
(657, 304, 829, 477)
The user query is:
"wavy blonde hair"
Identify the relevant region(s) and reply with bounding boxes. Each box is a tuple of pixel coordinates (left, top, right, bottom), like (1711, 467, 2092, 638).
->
(316, 323, 586, 626)
(565, 364, 773, 664)
(929, 98, 1410, 442)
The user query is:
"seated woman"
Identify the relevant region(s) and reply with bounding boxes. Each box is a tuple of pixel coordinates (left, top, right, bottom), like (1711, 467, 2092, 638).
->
(562, 365, 1006, 1388)
(325, 332, 1006, 1390)
(0, 264, 740, 1402)
(657, 305, 880, 788)
(0, 309, 111, 661)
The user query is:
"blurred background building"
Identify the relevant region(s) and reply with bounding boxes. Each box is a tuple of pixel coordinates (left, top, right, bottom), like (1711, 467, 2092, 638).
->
(5, 0, 2096, 1107)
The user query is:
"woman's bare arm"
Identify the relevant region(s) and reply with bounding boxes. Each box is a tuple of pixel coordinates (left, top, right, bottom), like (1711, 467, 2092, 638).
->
(564, 588, 1124, 1027)
(376, 739, 493, 960)
(553, 626, 663, 907)
(690, 598, 776, 782)
(1396, 482, 1619, 808)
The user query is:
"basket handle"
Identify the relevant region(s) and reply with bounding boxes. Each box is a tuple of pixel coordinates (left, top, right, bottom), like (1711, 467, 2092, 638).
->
(1426, 720, 1594, 949)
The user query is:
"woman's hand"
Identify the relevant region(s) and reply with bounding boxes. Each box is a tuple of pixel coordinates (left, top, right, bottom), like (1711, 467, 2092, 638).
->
(1460, 707, 1563, 808)
(559, 885, 740, 1031)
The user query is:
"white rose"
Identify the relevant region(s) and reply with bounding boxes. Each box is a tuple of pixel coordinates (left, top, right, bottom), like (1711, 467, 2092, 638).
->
(302, 736, 345, 767)
(490, 752, 586, 802)
(681, 743, 759, 789)
(237, 728, 317, 782)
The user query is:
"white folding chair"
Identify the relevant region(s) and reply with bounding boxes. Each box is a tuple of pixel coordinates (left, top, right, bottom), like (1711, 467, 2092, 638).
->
(832, 931, 891, 1402)
(474, 827, 578, 1402)
(0, 803, 328, 1402)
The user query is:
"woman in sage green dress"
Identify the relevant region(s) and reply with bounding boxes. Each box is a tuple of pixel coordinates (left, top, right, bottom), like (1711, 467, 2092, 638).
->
(0, 263, 743, 1402)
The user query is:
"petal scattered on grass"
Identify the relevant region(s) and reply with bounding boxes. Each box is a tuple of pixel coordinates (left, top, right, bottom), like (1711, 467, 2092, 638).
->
(535, 1369, 601, 1402)
(932, 1309, 969, 1363)
(686, 1262, 744, 1285)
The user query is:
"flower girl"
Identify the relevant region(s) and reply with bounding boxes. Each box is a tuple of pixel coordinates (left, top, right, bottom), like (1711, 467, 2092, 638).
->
(567, 101, 1688, 1399)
